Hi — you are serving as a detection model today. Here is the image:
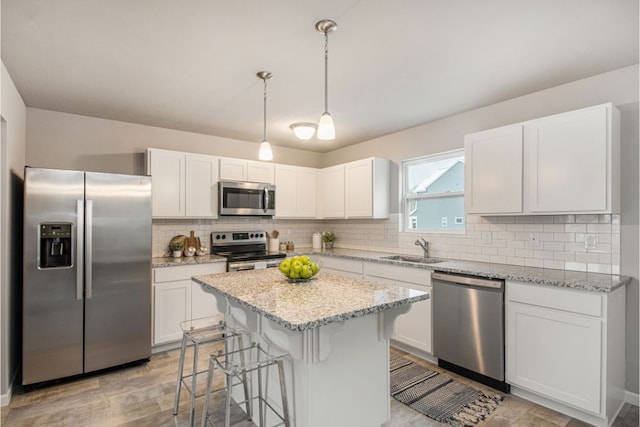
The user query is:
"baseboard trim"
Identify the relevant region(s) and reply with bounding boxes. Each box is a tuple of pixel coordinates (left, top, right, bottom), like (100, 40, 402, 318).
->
(625, 390, 639, 406)
(151, 340, 182, 354)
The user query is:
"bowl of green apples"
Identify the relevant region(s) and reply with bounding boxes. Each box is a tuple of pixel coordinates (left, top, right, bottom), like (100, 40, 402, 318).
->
(278, 256, 321, 283)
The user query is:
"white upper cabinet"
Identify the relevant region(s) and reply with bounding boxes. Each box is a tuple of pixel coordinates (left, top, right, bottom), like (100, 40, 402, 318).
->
(147, 148, 185, 217)
(526, 105, 617, 213)
(464, 103, 620, 215)
(219, 157, 274, 184)
(318, 165, 346, 219)
(318, 158, 389, 219)
(147, 148, 219, 218)
(344, 158, 390, 218)
(274, 165, 317, 218)
(465, 125, 523, 214)
(185, 154, 219, 218)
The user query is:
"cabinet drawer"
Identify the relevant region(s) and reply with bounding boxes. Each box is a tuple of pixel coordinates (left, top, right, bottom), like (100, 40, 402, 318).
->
(319, 256, 363, 274)
(154, 263, 226, 283)
(364, 262, 430, 285)
(507, 281, 602, 317)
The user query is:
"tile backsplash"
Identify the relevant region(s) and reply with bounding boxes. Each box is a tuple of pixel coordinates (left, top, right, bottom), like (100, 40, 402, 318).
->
(153, 213, 620, 275)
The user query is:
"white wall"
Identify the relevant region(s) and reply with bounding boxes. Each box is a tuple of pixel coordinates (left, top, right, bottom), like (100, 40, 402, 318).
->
(26, 109, 324, 175)
(1, 62, 27, 404)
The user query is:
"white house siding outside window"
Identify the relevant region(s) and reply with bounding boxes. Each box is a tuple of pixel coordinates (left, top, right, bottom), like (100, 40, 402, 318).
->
(402, 149, 465, 232)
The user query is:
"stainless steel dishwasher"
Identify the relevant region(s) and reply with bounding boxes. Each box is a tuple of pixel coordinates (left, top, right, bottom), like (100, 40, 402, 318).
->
(432, 271, 509, 392)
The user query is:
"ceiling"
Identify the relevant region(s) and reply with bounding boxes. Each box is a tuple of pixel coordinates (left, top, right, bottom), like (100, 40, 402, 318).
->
(2, 1, 638, 153)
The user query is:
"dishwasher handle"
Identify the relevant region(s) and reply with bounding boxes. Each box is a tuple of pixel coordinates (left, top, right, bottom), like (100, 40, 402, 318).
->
(432, 272, 504, 290)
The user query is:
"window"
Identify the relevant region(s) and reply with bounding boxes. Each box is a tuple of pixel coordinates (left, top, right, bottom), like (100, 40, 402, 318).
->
(402, 149, 465, 232)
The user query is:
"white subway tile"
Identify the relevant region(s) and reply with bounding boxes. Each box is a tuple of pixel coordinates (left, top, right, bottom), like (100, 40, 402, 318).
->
(543, 259, 565, 270)
(576, 215, 599, 224)
(587, 263, 611, 274)
(490, 255, 507, 264)
(533, 250, 554, 260)
(587, 223, 611, 233)
(576, 252, 600, 263)
(524, 224, 544, 232)
(542, 241, 564, 251)
(565, 261, 587, 272)
(554, 252, 576, 262)
(553, 215, 575, 224)
(553, 232, 575, 242)
(515, 249, 533, 258)
(564, 224, 587, 233)
(533, 216, 554, 224)
(543, 224, 565, 232)
(525, 258, 544, 268)
(598, 214, 611, 224)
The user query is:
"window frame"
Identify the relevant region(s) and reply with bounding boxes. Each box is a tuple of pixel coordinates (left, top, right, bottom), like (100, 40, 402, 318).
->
(401, 148, 466, 233)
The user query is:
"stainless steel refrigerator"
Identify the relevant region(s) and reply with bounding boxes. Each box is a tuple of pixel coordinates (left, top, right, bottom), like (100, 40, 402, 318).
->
(23, 167, 152, 385)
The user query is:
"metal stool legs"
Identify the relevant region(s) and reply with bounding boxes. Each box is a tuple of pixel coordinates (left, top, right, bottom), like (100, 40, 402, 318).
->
(173, 318, 230, 427)
(201, 341, 291, 427)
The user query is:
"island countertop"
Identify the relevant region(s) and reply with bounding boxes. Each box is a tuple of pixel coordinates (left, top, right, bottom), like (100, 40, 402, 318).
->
(192, 268, 429, 332)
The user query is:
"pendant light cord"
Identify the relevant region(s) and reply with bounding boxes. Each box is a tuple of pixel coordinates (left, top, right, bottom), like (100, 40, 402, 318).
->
(324, 31, 329, 114)
(263, 77, 268, 141)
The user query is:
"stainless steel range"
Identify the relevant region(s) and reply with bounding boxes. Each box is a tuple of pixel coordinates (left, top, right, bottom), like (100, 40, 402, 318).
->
(211, 231, 286, 272)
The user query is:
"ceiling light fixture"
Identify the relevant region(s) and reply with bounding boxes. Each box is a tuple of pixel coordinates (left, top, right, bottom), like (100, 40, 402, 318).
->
(316, 19, 337, 140)
(257, 71, 274, 161)
(289, 122, 317, 141)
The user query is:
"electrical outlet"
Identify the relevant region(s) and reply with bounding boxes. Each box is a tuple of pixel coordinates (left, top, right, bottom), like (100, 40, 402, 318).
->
(528, 232, 539, 247)
(585, 234, 597, 250)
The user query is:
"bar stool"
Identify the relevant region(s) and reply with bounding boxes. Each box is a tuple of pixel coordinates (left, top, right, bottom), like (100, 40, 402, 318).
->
(201, 341, 291, 427)
(173, 316, 245, 427)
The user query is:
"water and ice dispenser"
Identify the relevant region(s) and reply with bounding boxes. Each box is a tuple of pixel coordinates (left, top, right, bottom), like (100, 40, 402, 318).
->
(39, 223, 72, 268)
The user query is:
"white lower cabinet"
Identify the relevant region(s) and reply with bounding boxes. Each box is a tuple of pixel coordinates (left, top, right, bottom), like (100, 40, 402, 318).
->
(506, 281, 626, 426)
(152, 263, 226, 346)
(317, 256, 364, 279)
(364, 262, 432, 354)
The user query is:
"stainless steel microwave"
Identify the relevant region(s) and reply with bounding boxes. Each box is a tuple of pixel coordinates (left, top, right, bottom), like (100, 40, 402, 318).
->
(219, 181, 275, 216)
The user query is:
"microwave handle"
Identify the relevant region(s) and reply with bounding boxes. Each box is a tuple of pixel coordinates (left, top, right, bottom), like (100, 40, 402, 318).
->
(263, 186, 269, 213)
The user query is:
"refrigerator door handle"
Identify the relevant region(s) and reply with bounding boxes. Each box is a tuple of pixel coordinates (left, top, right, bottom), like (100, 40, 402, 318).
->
(76, 200, 84, 300)
(86, 199, 93, 299)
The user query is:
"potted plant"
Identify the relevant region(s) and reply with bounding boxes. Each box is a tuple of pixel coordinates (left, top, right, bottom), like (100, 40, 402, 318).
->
(322, 231, 336, 250)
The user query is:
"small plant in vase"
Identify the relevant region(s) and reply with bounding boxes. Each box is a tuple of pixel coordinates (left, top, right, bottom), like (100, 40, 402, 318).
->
(322, 231, 336, 250)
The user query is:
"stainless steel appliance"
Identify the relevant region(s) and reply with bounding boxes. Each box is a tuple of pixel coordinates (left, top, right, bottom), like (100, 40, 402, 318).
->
(23, 167, 152, 385)
(432, 271, 509, 392)
(218, 181, 275, 216)
(211, 231, 285, 271)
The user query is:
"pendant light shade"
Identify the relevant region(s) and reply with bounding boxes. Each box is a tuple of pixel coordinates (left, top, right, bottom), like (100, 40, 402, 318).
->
(316, 19, 337, 141)
(257, 71, 273, 161)
(259, 140, 273, 161)
(317, 112, 335, 140)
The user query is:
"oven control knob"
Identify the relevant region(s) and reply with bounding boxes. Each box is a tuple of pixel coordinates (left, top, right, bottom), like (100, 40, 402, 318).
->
(215, 234, 220, 240)
(221, 235, 226, 240)
(259, 233, 264, 238)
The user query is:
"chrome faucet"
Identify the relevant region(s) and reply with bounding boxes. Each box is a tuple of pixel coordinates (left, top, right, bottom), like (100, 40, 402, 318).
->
(415, 238, 429, 258)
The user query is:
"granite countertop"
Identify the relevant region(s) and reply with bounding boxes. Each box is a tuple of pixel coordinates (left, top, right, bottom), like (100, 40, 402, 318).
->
(152, 254, 226, 268)
(292, 248, 631, 293)
(192, 268, 429, 331)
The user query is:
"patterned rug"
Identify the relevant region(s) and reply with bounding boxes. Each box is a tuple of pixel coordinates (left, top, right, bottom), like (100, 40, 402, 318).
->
(390, 353, 503, 427)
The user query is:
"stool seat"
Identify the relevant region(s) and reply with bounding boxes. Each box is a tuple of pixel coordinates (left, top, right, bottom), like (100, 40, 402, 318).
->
(174, 316, 239, 427)
(201, 341, 291, 427)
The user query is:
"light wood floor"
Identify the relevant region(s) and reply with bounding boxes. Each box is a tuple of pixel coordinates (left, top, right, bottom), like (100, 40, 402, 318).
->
(2, 343, 638, 427)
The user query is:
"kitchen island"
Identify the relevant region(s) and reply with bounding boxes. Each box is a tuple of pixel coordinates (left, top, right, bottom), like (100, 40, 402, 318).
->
(192, 268, 429, 427)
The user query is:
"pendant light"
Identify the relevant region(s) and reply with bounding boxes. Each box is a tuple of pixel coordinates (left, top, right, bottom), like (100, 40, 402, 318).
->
(290, 122, 317, 141)
(257, 71, 274, 161)
(316, 19, 337, 140)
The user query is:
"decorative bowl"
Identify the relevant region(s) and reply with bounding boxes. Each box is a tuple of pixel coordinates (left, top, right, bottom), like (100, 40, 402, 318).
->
(277, 256, 322, 282)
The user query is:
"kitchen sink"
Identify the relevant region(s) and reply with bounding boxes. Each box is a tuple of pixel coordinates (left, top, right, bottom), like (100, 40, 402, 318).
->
(381, 255, 446, 264)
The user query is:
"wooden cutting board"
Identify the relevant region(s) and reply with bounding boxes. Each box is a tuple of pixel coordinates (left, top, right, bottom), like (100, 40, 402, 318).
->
(186, 230, 197, 249)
